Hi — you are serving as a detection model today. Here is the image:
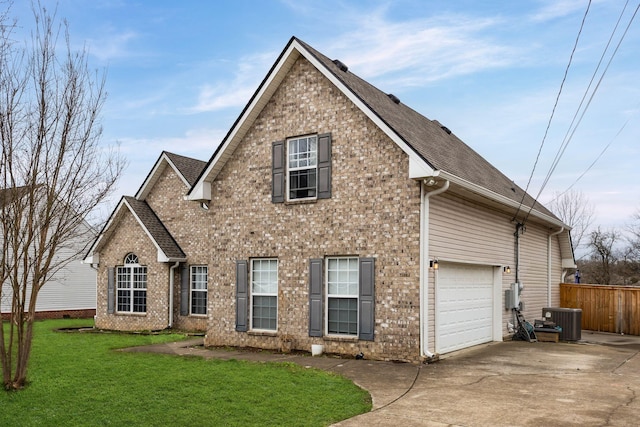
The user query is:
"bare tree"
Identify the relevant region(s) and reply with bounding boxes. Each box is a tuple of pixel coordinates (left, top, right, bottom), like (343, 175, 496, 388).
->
(588, 227, 620, 286)
(0, 4, 125, 390)
(548, 189, 595, 259)
(626, 209, 640, 258)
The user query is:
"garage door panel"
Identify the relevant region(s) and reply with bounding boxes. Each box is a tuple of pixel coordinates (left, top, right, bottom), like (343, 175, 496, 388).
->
(437, 264, 495, 354)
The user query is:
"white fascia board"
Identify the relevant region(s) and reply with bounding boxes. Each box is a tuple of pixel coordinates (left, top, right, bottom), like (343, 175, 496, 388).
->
(156, 252, 186, 263)
(437, 170, 568, 229)
(186, 180, 211, 201)
(562, 259, 577, 269)
(83, 254, 98, 264)
(409, 157, 436, 179)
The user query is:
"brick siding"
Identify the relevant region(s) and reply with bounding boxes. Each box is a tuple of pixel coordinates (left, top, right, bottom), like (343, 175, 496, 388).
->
(203, 57, 422, 362)
(95, 56, 423, 361)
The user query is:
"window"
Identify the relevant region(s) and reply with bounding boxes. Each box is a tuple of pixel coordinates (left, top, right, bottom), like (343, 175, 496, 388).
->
(116, 253, 147, 313)
(190, 266, 207, 315)
(326, 257, 359, 336)
(272, 133, 331, 203)
(250, 259, 278, 330)
(288, 135, 317, 200)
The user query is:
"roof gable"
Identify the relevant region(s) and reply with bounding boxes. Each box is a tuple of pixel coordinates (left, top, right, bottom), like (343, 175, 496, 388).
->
(83, 196, 185, 264)
(188, 36, 563, 228)
(136, 151, 207, 200)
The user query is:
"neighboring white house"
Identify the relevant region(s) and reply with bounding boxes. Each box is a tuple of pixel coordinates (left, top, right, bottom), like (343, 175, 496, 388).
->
(1, 186, 96, 319)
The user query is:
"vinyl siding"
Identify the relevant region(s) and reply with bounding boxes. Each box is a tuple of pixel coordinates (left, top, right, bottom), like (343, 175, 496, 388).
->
(1, 221, 95, 313)
(429, 192, 562, 338)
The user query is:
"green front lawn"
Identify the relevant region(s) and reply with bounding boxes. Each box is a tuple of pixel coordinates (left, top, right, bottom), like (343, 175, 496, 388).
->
(1, 319, 371, 426)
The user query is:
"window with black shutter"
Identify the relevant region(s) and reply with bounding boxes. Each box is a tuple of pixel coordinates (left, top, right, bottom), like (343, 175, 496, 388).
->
(272, 133, 332, 203)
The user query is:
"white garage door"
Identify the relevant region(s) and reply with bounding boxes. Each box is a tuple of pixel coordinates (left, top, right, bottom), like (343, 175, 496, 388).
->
(437, 263, 495, 354)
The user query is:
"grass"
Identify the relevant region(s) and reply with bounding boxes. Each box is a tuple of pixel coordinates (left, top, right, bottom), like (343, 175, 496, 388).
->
(1, 319, 371, 426)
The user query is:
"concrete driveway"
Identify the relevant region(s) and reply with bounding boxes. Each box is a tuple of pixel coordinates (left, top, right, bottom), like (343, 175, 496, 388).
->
(125, 331, 640, 426)
(335, 335, 640, 427)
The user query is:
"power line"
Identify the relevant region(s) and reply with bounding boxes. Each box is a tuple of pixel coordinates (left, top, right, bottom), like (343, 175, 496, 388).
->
(541, 0, 630, 188)
(512, 0, 592, 222)
(523, 1, 639, 224)
(547, 117, 631, 204)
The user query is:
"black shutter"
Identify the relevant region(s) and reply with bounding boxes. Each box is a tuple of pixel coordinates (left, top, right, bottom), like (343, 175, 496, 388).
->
(235, 260, 249, 332)
(272, 140, 285, 203)
(359, 258, 375, 341)
(317, 133, 332, 199)
(180, 265, 189, 316)
(309, 259, 324, 337)
(107, 267, 115, 314)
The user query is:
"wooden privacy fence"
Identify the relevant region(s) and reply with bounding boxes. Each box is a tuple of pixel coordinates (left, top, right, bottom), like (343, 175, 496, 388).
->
(560, 283, 640, 335)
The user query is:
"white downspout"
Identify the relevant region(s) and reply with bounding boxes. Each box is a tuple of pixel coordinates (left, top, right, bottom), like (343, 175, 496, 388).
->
(168, 261, 180, 328)
(548, 227, 564, 306)
(89, 263, 98, 325)
(420, 179, 449, 360)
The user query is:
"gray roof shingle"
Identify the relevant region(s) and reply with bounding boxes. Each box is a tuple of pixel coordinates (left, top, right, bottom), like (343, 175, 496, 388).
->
(296, 38, 557, 220)
(124, 196, 185, 260)
(164, 152, 207, 187)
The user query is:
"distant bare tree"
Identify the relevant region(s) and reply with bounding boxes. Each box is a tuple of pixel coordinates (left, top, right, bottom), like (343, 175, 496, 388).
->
(0, 4, 125, 390)
(627, 209, 640, 257)
(548, 189, 595, 259)
(588, 227, 620, 285)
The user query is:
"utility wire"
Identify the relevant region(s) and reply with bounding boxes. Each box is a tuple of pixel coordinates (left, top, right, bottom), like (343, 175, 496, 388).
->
(512, 0, 592, 222)
(541, 0, 629, 188)
(524, 1, 640, 224)
(547, 118, 630, 203)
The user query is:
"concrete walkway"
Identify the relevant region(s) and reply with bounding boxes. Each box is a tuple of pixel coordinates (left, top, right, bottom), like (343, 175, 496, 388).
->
(122, 332, 640, 426)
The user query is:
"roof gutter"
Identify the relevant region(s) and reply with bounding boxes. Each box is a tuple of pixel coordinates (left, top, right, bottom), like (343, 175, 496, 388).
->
(420, 178, 449, 361)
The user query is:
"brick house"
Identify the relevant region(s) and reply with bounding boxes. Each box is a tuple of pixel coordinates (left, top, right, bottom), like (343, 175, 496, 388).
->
(85, 37, 575, 362)
(84, 152, 209, 331)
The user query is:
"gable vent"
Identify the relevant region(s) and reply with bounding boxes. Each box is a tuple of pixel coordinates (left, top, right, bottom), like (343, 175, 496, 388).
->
(387, 93, 401, 104)
(332, 59, 348, 72)
(440, 126, 452, 135)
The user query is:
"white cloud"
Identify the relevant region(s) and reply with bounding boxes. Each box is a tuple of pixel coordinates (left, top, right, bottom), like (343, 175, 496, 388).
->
(190, 4, 523, 112)
(86, 29, 139, 62)
(114, 127, 225, 197)
(320, 9, 520, 89)
(191, 52, 276, 112)
(529, 0, 588, 23)
(118, 127, 225, 158)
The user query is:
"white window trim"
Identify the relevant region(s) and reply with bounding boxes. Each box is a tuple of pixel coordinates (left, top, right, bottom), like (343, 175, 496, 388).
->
(286, 134, 318, 201)
(116, 254, 147, 314)
(325, 256, 359, 337)
(250, 258, 279, 331)
(190, 265, 208, 316)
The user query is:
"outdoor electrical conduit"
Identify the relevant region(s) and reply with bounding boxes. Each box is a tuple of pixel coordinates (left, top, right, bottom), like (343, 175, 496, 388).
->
(420, 178, 449, 360)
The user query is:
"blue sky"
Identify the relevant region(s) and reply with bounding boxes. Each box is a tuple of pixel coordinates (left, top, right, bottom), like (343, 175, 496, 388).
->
(9, 0, 640, 233)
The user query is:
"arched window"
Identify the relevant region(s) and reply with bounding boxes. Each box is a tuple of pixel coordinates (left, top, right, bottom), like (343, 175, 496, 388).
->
(117, 253, 147, 313)
(124, 253, 139, 264)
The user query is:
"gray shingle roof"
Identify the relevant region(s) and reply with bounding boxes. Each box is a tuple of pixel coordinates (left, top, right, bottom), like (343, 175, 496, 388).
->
(296, 38, 557, 220)
(164, 152, 207, 187)
(123, 196, 185, 260)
